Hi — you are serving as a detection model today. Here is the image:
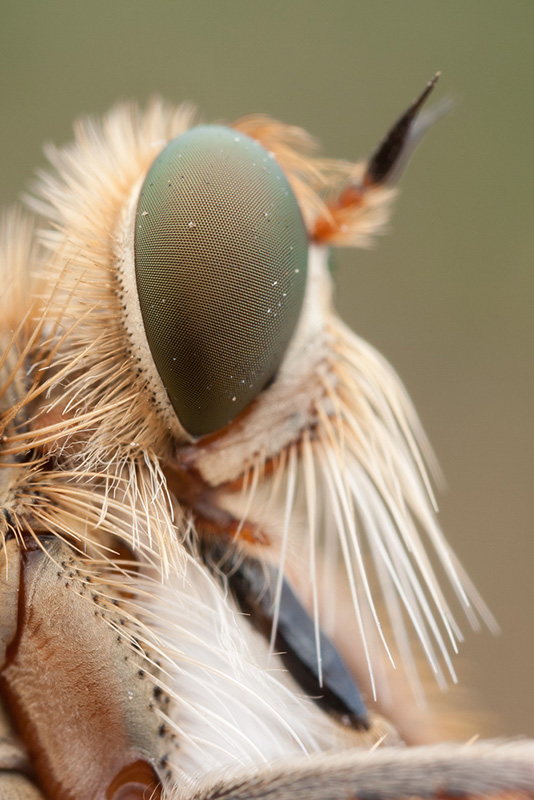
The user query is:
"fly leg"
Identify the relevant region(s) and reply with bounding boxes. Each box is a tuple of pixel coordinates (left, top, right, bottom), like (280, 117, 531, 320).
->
(183, 741, 534, 800)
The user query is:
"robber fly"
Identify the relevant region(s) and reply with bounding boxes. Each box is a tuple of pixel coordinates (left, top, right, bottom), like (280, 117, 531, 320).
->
(0, 75, 532, 800)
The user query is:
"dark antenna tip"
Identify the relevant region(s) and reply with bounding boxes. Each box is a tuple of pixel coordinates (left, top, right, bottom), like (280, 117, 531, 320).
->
(417, 72, 441, 108)
(365, 73, 444, 187)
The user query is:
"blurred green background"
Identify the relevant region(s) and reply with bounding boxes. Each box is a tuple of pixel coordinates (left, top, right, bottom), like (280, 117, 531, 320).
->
(1, 1, 532, 736)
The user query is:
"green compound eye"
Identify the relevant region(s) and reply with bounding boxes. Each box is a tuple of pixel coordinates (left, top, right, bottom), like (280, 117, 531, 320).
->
(134, 125, 308, 437)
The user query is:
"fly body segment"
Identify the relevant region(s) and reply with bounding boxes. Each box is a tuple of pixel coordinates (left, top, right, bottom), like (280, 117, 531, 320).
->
(0, 77, 532, 800)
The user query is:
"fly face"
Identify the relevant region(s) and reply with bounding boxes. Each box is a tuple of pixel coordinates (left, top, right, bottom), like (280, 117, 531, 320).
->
(0, 78, 533, 800)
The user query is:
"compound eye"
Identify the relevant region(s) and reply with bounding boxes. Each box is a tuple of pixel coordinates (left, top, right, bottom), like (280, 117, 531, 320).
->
(134, 125, 308, 437)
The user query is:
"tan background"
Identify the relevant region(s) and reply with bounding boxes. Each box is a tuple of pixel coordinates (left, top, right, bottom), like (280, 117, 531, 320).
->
(1, 1, 532, 737)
